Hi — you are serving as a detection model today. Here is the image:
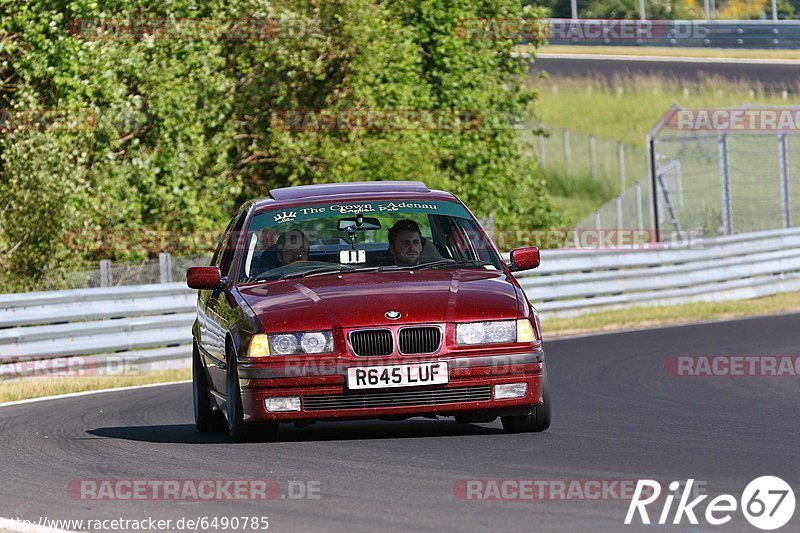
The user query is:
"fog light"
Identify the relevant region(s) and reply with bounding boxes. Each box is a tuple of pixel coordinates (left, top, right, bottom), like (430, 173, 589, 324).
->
(264, 396, 301, 412)
(494, 382, 528, 400)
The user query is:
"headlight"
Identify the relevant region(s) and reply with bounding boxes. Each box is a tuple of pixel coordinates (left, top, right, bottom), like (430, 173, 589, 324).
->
(248, 334, 272, 357)
(268, 331, 334, 355)
(516, 319, 536, 343)
(457, 320, 516, 345)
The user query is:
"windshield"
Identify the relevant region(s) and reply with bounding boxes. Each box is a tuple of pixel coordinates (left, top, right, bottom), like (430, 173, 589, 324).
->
(238, 199, 501, 282)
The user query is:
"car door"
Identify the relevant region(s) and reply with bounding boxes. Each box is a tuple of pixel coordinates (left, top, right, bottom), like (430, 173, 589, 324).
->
(203, 210, 247, 392)
(196, 216, 234, 356)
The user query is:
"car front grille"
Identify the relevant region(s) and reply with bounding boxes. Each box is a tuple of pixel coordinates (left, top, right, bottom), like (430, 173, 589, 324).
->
(349, 329, 393, 356)
(302, 385, 492, 411)
(399, 326, 441, 354)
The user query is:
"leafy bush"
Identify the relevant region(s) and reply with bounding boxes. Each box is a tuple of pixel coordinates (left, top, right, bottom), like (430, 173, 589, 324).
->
(0, 0, 553, 291)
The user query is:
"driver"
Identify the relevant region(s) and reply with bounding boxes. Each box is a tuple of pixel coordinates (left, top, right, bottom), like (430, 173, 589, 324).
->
(277, 229, 310, 265)
(388, 219, 422, 266)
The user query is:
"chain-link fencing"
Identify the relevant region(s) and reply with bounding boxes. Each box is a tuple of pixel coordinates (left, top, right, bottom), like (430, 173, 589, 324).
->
(650, 105, 800, 239)
(41, 253, 211, 291)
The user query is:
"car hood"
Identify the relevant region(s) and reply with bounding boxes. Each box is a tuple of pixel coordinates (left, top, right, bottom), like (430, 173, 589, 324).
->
(238, 270, 522, 331)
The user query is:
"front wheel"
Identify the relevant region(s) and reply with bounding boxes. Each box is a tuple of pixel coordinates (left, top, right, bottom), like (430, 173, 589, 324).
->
(193, 341, 225, 433)
(501, 373, 551, 433)
(226, 343, 279, 443)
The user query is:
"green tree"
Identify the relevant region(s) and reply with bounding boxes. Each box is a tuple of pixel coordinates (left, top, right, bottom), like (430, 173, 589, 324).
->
(0, 0, 553, 291)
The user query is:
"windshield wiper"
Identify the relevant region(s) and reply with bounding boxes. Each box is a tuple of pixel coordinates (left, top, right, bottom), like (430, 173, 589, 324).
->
(280, 265, 358, 280)
(415, 259, 494, 270)
(377, 260, 493, 272)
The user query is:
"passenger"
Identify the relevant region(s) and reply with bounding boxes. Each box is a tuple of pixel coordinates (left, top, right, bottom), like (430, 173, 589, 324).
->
(388, 219, 422, 266)
(277, 229, 310, 265)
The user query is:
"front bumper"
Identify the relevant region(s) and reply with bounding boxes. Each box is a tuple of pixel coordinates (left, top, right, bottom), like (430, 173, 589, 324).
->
(237, 351, 545, 422)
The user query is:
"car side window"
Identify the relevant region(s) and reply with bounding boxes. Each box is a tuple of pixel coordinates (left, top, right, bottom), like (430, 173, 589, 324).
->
(211, 217, 237, 268)
(218, 211, 248, 279)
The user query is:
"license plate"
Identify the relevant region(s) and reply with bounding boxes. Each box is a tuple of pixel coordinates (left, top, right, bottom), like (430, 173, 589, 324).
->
(346, 361, 449, 390)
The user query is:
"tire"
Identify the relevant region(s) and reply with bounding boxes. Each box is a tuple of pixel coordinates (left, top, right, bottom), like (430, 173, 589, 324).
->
(193, 340, 225, 433)
(225, 342, 279, 443)
(501, 372, 551, 434)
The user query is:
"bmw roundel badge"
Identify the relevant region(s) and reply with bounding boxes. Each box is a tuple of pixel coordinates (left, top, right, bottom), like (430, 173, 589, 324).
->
(385, 310, 401, 320)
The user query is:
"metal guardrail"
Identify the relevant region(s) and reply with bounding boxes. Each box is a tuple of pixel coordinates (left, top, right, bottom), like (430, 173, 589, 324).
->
(544, 20, 800, 49)
(516, 227, 800, 313)
(1, 227, 798, 378)
(0, 283, 196, 379)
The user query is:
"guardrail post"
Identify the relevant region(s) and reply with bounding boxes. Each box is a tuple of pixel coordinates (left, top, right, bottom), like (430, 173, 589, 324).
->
(563, 129, 571, 175)
(159, 252, 173, 284)
(719, 133, 733, 235)
(779, 133, 792, 228)
(99, 260, 113, 288)
(618, 142, 626, 192)
(538, 134, 546, 168)
(589, 135, 597, 181)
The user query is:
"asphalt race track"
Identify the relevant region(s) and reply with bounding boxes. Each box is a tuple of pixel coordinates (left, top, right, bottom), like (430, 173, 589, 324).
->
(1, 313, 799, 532)
(531, 54, 800, 92)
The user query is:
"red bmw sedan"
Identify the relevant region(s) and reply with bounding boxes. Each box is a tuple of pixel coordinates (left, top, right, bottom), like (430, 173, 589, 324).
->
(187, 181, 549, 442)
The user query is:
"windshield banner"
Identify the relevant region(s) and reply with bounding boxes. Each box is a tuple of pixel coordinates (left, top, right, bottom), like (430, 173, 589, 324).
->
(253, 200, 470, 230)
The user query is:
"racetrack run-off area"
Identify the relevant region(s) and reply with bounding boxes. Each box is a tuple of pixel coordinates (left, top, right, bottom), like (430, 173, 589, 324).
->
(530, 54, 800, 92)
(1, 313, 798, 532)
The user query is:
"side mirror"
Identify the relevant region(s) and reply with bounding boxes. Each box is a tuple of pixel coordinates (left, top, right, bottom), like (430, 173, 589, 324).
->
(509, 246, 540, 272)
(187, 266, 223, 290)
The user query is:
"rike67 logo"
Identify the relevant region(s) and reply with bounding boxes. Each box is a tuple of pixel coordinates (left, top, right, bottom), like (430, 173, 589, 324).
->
(626, 477, 795, 530)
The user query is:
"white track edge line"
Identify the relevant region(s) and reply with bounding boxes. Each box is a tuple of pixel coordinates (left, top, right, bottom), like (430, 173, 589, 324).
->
(0, 380, 190, 409)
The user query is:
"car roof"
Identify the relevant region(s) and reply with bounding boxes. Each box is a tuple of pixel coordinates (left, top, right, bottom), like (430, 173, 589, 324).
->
(253, 181, 458, 211)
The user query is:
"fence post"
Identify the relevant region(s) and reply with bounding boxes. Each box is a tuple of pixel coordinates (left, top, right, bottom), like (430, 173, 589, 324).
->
(589, 135, 597, 181)
(594, 212, 601, 231)
(719, 133, 733, 236)
(616, 196, 623, 229)
(635, 182, 644, 230)
(159, 252, 173, 284)
(779, 133, 792, 228)
(648, 135, 660, 242)
(563, 129, 571, 175)
(618, 142, 626, 192)
(99, 260, 112, 288)
(538, 134, 546, 168)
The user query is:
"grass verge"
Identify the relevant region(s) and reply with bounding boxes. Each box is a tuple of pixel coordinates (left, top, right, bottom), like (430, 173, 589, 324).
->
(0, 368, 191, 404)
(530, 73, 797, 147)
(537, 45, 800, 61)
(543, 291, 800, 338)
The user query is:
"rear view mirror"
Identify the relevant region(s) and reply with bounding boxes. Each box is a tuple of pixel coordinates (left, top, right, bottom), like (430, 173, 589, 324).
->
(338, 215, 382, 231)
(509, 246, 540, 272)
(187, 266, 223, 290)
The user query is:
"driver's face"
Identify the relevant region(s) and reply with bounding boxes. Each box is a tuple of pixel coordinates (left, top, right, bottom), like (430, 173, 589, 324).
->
(279, 236, 309, 264)
(390, 230, 422, 266)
